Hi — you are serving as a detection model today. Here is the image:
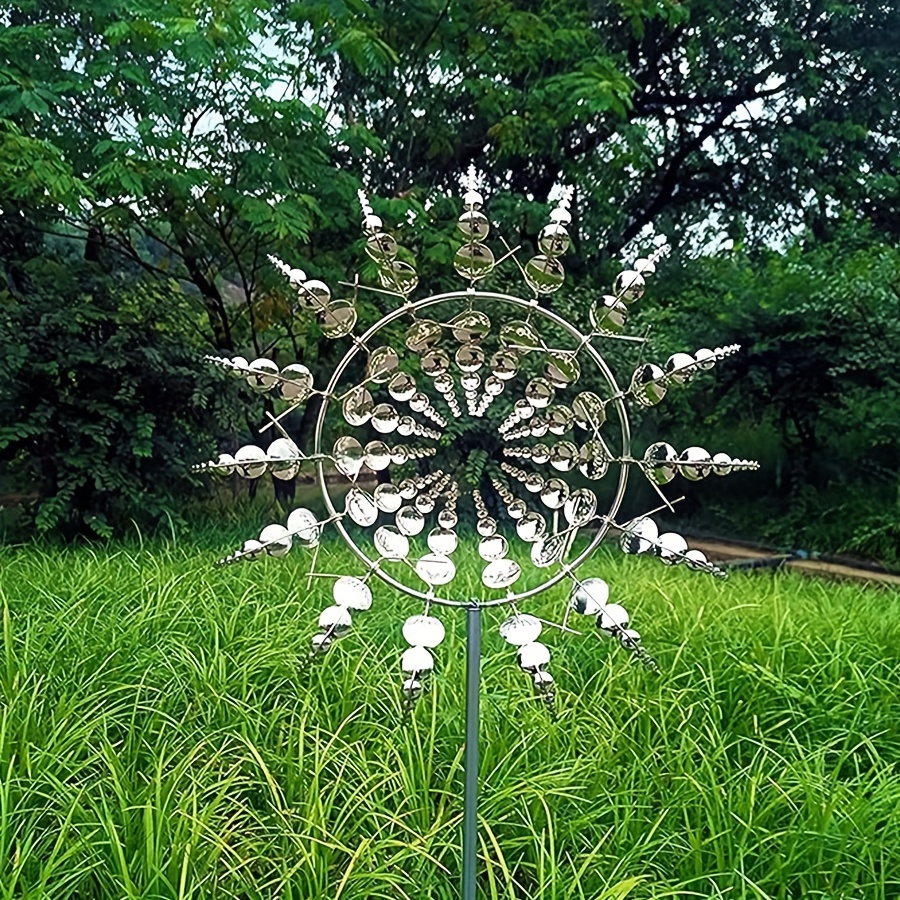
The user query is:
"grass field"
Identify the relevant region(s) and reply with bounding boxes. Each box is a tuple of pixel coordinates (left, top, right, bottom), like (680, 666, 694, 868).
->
(0, 531, 898, 899)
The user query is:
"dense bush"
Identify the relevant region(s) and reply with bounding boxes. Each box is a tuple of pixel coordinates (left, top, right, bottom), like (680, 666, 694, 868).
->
(634, 225, 900, 564)
(0, 256, 242, 537)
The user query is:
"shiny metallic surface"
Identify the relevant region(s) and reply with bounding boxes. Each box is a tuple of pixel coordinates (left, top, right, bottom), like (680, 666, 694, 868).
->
(415, 553, 456, 586)
(332, 576, 373, 611)
(517, 641, 551, 671)
(570, 577, 609, 615)
(403, 614, 447, 647)
(237, 200, 740, 636)
(642, 441, 678, 485)
(524, 255, 565, 294)
(631, 364, 667, 407)
(199, 185, 756, 796)
(499, 614, 542, 645)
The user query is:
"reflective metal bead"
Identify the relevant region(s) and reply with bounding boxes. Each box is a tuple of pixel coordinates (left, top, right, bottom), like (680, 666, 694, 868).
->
(678, 446, 712, 481)
(373, 525, 410, 559)
(318, 605, 352, 636)
(516, 512, 546, 543)
(597, 603, 629, 633)
(712, 452, 733, 475)
(319, 300, 357, 339)
(524, 255, 565, 294)
(614, 270, 645, 303)
(570, 577, 608, 614)
(517, 641, 551, 671)
(456, 343, 485, 372)
(367, 346, 400, 383)
(694, 347, 716, 370)
(380, 260, 418, 294)
(544, 352, 580, 388)
(286, 508, 320, 546)
(345, 488, 378, 527)
(531, 533, 565, 568)
(478, 534, 508, 561)
(401, 645, 435, 673)
(656, 532, 688, 564)
(642, 441, 678, 485)
(396, 506, 425, 536)
(299, 279, 331, 310)
(476, 516, 497, 537)
(563, 488, 597, 526)
(371, 403, 399, 434)
(631, 364, 667, 407)
(572, 392, 606, 430)
(333, 575, 373, 610)
(463, 189, 483, 210)
(311, 633, 333, 654)
(363, 440, 391, 471)
(211, 452, 236, 477)
(619, 516, 658, 555)
(664, 352, 696, 384)
(246, 358, 279, 392)
(450, 310, 491, 343)
(365, 231, 398, 261)
(228, 355, 248, 377)
(259, 523, 292, 557)
(525, 377, 555, 409)
(538, 222, 570, 257)
(427, 527, 458, 555)
(402, 615, 446, 648)
(454, 243, 495, 281)
(362, 213, 383, 233)
(482, 558, 521, 589)
(684, 549, 709, 571)
(406, 320, 443, 354)
(342, 386, 374, 426)
(241, 539, 263, 559)
(234, 444, 268, 479)
(589, 295, 627, 334)
(279, 363, 313, 401)
(499, 614, 542, 645)
(457, 210, 490, 240)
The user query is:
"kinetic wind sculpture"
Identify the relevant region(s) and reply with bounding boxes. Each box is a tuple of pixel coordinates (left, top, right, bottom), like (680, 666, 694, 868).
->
(195, 172, 757, 896)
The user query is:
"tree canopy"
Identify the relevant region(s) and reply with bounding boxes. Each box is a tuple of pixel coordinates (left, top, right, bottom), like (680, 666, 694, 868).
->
(1, 0, 898, 550)
(3, 0, 899, 325)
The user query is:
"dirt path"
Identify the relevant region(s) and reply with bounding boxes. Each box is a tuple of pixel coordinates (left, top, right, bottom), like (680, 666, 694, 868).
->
(685, 538, 900, 588)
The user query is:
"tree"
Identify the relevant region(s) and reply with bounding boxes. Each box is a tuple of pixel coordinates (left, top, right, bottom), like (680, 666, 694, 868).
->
(2, 0, 899, 545)
(1, 0, 351, 356)
(279, 0, 900, 256)
(0, 256, 243, 536)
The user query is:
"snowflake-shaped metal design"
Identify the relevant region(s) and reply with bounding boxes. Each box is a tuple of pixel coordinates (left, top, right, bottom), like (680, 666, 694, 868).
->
(196, 171, 757, 712)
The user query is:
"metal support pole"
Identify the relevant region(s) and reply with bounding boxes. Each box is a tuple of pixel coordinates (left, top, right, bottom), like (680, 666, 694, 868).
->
(462, 603, 481, 900)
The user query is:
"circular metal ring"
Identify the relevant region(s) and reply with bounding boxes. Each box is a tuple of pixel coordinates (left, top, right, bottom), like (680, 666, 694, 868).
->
(313, 290, 631, 608)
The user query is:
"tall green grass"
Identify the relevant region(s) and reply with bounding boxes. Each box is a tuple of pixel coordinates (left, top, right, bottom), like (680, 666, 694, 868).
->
(0, 533, 898, 899)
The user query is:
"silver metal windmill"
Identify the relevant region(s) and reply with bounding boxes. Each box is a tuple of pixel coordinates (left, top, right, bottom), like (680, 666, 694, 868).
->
(195, 169, 757, 899)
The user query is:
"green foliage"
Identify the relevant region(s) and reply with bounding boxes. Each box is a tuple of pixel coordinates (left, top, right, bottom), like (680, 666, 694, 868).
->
(632, 224, 900, 564)
(0, 120, 89, 210)
(0, 536, 898, 897)
(645, 228, 899, 454)
(2, 0, 899, 551)
(1, 0, 357, 353)
(0, 258, 242, 537)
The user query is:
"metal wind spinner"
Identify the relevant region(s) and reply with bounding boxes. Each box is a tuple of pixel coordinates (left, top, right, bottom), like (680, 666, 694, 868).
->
(196, 171, 758, 712)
